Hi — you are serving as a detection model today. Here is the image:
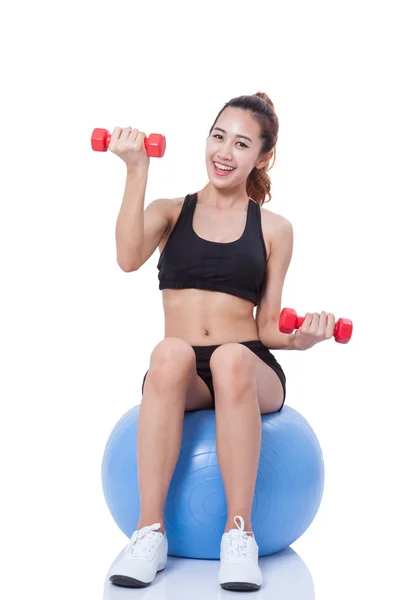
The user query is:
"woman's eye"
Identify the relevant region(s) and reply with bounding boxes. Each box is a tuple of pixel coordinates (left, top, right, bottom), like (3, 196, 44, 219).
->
(212, 134, 248, 148)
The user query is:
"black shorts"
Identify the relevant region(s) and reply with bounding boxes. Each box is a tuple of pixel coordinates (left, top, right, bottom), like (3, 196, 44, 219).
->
(141, 339, 286, 411)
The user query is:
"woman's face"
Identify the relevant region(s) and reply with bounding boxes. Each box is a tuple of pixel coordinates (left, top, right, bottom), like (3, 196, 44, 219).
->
(205, 106, 268, 189)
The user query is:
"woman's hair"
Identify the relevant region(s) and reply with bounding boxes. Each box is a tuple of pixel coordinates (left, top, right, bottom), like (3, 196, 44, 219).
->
(208, 92, 279, 206)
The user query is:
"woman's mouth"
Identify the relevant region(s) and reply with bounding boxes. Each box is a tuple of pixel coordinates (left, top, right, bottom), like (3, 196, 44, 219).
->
(213, 161, 235, 177)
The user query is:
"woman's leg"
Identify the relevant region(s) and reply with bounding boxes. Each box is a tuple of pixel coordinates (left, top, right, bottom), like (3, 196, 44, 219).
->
(136, 337, 213, 533)
(210, 343, 284, 534)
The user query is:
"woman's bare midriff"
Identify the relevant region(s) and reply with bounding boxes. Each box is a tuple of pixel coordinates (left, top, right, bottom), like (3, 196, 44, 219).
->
(157, 194, 275, 347)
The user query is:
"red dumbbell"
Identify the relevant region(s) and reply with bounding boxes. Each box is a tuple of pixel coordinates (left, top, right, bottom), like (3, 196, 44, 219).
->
(279, 307, 353, 344)
(91, 128, 166, 157)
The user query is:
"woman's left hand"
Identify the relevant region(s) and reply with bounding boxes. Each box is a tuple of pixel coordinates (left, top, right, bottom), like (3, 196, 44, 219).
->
(293, 312, 336, 350)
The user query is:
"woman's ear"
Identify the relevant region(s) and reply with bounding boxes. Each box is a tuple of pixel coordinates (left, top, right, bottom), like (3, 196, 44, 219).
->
(255, 150, 272, 170)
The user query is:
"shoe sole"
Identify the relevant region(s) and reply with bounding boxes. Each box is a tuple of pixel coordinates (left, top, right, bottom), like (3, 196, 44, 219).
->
(109, 563, 167, 588)
(221, 581, 261, 591)
(110, 575, 149, 588)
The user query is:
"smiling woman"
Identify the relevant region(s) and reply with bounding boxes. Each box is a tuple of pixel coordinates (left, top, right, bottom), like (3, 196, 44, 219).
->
(110, 91, 299, 592)
(206, 93, 279, 205)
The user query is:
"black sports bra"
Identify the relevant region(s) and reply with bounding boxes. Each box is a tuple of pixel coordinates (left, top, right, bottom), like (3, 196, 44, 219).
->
(157, 192, 267, 305)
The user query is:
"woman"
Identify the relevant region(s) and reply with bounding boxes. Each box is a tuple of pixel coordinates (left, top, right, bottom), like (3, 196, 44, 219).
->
(107, 92, 336, 591)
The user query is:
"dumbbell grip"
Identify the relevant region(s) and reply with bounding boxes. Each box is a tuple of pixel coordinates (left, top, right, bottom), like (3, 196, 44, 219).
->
(295, 315, 342, 335)
(91, 128, 166, 157)
(102, 132, 160, 155)
(292, 314, 353, 343)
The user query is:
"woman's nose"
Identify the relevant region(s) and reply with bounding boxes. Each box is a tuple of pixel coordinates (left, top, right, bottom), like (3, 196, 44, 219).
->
(218, 144, 233, 160)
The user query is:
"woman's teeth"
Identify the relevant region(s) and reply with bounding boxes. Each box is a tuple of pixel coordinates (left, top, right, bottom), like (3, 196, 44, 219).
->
(214, 161, 235, 176)
(214, 162, 234, 171)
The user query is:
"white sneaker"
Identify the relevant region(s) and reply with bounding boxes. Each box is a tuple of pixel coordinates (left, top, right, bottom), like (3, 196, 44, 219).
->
(109, 522, 168, 588)
(219, 516, 263, 591)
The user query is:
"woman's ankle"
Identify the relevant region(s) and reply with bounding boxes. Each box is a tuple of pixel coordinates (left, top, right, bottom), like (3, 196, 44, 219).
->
(136, 520, 165, 534)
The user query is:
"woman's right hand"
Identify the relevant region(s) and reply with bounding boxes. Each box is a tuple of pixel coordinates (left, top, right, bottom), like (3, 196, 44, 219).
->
(107, 127, 150, 170)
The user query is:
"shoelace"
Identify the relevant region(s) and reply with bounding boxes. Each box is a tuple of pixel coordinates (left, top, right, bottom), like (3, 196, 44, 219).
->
(226, 515, 253, 558)
(124, 522, 162, 557)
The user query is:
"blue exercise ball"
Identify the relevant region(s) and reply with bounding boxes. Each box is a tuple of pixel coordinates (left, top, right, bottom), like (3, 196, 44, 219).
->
(102, 405, 324, 559)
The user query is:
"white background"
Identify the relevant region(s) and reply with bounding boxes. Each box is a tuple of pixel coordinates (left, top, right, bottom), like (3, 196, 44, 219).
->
(1, 1, 399, 598)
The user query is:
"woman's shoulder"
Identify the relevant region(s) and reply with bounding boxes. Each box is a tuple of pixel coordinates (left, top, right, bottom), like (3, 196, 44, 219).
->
(259, 207, 293, 259)
(169, 195, 187, 208)
(168, 195, 188, 215)
(260, 206, 292, 234)
(162, 195, 189, 232)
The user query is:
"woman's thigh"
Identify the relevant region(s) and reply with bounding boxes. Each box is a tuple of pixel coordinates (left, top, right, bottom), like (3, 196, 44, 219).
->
(210, 341, 285, 414)
(142, 337, 215, 412)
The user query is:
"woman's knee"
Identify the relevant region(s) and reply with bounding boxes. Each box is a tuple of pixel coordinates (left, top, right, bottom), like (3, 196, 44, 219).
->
(210, 343, 254, 393)
(148, 338, 196, 389)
